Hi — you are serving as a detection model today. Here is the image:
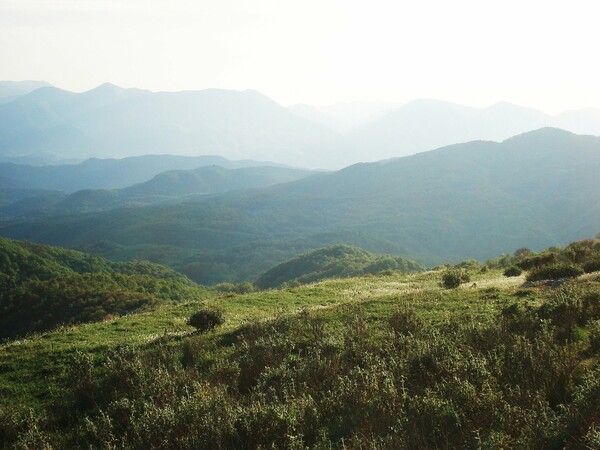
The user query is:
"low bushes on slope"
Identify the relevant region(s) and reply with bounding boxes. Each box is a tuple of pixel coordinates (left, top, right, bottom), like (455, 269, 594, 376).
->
(526, 263, 584, 282)
(6, 279, 600, 449)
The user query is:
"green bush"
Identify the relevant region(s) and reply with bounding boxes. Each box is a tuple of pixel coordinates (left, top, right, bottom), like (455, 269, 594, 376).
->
(589, 320, 600, 353)
(583, 259, 600, 274)
(526, 263, 584, 282)
(504, 266, 523, 277)
(517, 252, 557, 270)
(187, 308, 224, 333)
(441, 269, 470, 289)
(388, 307, 422, 335)
(233, 282, 255, 294)
(214, 282, 236, 293)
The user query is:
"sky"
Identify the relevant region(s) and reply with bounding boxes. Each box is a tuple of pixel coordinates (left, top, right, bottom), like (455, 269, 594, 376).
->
(2, 0, 600, 114)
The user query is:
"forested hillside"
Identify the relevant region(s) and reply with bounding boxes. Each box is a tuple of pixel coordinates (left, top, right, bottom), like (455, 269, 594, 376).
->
(0, 165, 314, 218)
(0, 237, 204, 339)
(255, 244, 423, 289)
(0, 153, 291, 198)
(2, 128, 599, 284)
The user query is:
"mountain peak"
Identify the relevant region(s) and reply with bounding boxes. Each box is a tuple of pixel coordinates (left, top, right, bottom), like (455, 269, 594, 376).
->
(90, 82, 123, 92)
(505, 127, 577, 142)
(19, 85, 73, 102)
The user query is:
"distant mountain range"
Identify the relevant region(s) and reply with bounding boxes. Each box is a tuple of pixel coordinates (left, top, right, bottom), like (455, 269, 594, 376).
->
(3, 127, 599, 284)
(2, 82, 600, 169)
(291, 99, 600, 163)
(0, 154, 294, 193)
(0, 83, 347, 168)
(0, 164, 314, 218)
(0, 80, 51, 104)
(288, 101, 403, 133)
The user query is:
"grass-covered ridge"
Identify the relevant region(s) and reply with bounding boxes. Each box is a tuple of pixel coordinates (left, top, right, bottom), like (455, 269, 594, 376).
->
(0, 237, 204, 339)
(255, 244, 423, 289)
(1, 235, 600, 448)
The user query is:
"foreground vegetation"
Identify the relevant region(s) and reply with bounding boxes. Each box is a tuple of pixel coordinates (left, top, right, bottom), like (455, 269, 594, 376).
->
(1, 236, 600, 448)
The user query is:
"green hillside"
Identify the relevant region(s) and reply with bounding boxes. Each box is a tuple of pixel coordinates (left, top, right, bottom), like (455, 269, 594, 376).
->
(0, 237, 204, 339)
(121, 165, 313, 198)
(2, 128, 599, 284)
(1, 236, 599, 448)
(255, 244, 423, 289)
(0, 154, 295, 193)
(1, 165, 313, 218)
(0, 155, 301, 216)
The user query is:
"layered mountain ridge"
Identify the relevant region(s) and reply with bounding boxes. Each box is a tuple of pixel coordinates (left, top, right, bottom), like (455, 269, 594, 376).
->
(3, 127, 598, 284)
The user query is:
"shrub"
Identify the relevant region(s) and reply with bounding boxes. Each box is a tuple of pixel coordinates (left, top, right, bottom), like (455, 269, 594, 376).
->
(234, 282, 255, 294)
(589, 320, 600, 353)
(441, 269, 470, 289)
(583, 259, 600, 274)
(187, 308, 224, 334)
(216, 282, 256, 294)
(389, 307, 422, 335)
(526, 263, 584, 282)
(517, 252, 557, 270)
(504, 266, 523, 277)
(214, 282, 236, 293)
(485, 253, 515, 269)
(514, 247, 532, 259)
(456, 259, 480, 270)
(583, 291, 600, 322)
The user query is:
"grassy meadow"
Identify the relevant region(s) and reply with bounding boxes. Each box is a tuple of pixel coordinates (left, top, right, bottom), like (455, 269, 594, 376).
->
(3, 264, 599, 448)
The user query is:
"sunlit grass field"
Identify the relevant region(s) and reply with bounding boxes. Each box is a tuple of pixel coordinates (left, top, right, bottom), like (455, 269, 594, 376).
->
(0, 269, 524, 410)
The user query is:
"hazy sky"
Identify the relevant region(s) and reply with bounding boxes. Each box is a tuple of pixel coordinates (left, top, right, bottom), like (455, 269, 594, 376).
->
(2, 0, 600, 113)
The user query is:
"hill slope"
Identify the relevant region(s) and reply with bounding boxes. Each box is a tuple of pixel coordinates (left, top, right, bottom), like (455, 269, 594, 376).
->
(0, 80, 52, 104)
(0, 154, 294, 194)
(255, 244, 423, 289)
(1, 236, 599, 448)
(0, 154, 300, 213)
(1, 165, 314, 218)
(2, 128, 600, 284)
(0, 237, 203, 339)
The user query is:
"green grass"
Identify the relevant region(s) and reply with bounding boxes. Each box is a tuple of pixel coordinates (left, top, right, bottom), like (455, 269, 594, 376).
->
(0, 268, 520, 410)
(3, 266, 600, 448)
